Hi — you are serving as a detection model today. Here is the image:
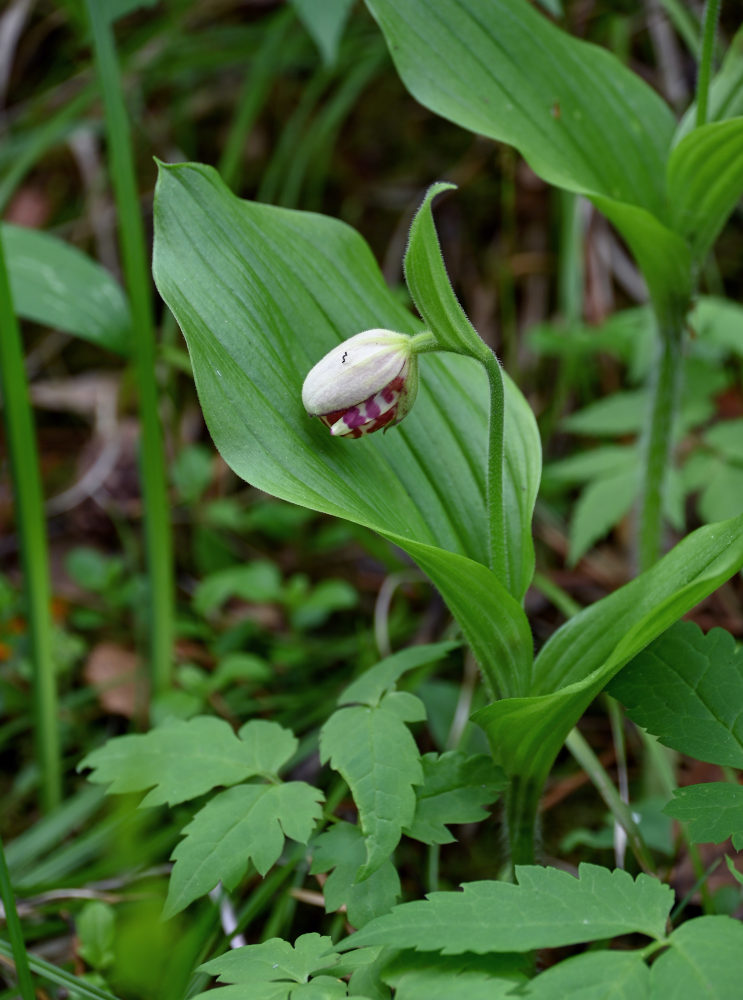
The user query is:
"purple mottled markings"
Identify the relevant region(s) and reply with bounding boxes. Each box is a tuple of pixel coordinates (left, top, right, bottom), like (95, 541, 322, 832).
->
(365, 397, 381, 419)
(321, 373, 409, 437)
(343, 406, 364, 429)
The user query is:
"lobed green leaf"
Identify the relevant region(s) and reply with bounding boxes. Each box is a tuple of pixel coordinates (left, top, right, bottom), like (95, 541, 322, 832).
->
(310, 822, 401, 927)
(339, 642, 459, 708)
(609, 622, 743, 768)
(404, 751, 506, 845)
(649, 916, 743, 998)
(663, 783, 743, 851)
(165, 781, 324, 917)
(79, 716, 296, 806)
(320, 694, 424, 878)
(520, 949, 650, 999)
(341, 863, 673, 954)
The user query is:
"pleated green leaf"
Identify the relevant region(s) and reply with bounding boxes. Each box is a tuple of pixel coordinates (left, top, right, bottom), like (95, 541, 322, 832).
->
(474, 512, 743, 784)
(363, 0, 675, 216)
(668, 118, 743, 263)
(152, 161, 537, 694)
(1, 223, 129, 354)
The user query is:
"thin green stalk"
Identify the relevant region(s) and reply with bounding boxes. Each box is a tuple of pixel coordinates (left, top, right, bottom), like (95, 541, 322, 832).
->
(696, 0, 722, 129)
(565, 728, 654, 873)
(504, 774, 540, 870)
(638, 316, 684, 572)
(84, 1, 173, 694)
(0, 938, 121, 1000)
(0, 232, 61, 812)
(0, 837, 34, 1000)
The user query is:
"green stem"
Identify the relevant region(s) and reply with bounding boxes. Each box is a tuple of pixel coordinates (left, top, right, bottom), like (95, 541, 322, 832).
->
(637, 315, 684, 572)
(696, 0, 721, 129)
(504, 773, 540, 871)
(0, 836, 35, 1000)
(0, 233, 61, 812)
(85, 2, 174, 694)
(484, 352, 510, 590)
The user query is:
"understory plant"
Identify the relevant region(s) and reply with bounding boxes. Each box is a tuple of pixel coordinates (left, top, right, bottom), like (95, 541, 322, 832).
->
(68, 0, 743, 996)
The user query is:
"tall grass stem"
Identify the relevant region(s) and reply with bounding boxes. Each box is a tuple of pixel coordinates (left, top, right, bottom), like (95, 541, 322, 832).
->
(0, 233, 61, 812)
(84, 1, 174, 694)
(0, 835, 35, 999)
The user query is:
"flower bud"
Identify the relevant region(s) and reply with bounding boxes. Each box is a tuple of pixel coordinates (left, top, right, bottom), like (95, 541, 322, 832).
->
(302, 329, 419, 438)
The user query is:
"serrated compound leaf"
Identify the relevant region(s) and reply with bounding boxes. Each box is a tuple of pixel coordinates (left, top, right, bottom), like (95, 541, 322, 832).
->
(235, 719, 298, 776)
(189, 988, 287, 1000)
(290, 979, 347, 1000)
(380, 690, 426, 724)
(663, 783, 743, 851)
(320, 703, 423, 879)
(339, 642, 459, 708)
(405, 752, 506, 845)
(201, 933, 339, 984)
(521, 950, 650, 999)
(310, 822, 400, 928)
(79, 716, 280, 806)
(1, 223, 130, 354)
(364, 0, 674, 215)
(650, 916, 743, 999)
(340, 864, 672, 954)
(165, 782, 324, 916)
(383, 950, 527, 1000)
(152, 161, 537, 698)
(609, 622, 743, 768)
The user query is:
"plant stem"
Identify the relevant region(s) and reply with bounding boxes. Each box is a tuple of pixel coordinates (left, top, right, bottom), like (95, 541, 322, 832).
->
(504, 773, 540, 871)
(483, 352, 510, 591)
(0, 233, 61, 812)
(696, 0, 721, 129)
(0, 835, 35, 1000)
(85, 2, 174, 694)
(637, 315, 684, 572)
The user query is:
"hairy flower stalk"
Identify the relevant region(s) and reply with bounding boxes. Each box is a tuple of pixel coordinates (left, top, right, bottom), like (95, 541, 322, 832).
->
(302, 328, 435, 438)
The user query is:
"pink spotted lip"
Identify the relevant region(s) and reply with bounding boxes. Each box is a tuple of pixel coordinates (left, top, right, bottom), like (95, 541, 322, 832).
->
(320, 373, 407, 438)
(301, 328, 420, 439)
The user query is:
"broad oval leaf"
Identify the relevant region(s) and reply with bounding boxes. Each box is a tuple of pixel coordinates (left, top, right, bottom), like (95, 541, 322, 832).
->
(152, 161, 538, 691)
(363, 0, 675, 216)
(1, 223, 130, 354)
